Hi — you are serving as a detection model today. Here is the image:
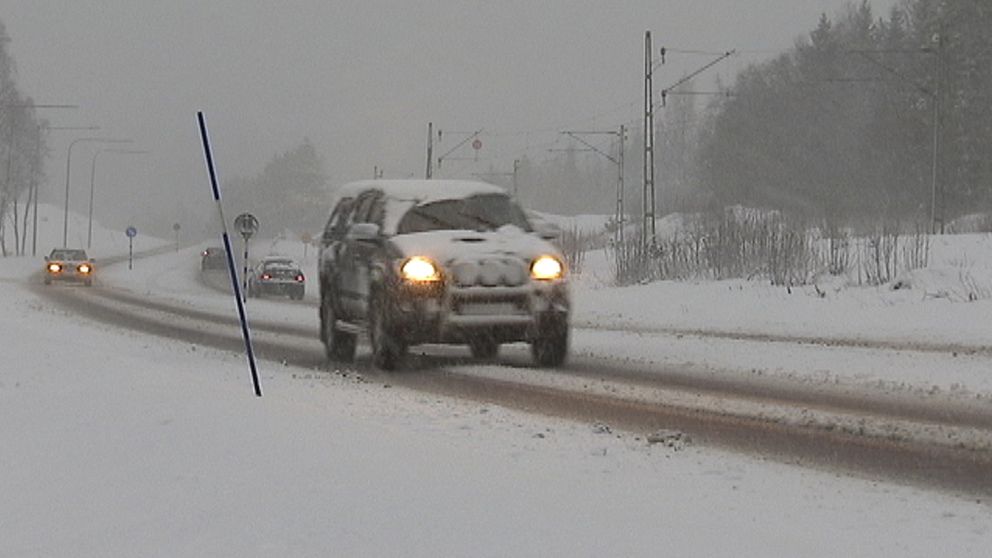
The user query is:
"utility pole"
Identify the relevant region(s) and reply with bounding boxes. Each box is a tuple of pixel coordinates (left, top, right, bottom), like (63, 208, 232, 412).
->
(930, 34, 943, 234)
(425, 122, 433, 179)
(560, 127, 626, 246)
(512, 158, 520, 198)
(643, 31, 657, 245)
(471, 159, 518, 194)
(851, 45, 942, 234)
(435, 128, 484, 174)
(617, 124, 625, 247)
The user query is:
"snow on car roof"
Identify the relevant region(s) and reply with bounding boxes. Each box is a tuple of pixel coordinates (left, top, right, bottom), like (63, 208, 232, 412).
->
(329, 179, 506, 206)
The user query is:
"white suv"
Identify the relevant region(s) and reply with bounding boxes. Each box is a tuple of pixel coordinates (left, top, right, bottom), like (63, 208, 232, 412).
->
(318, 179, 570, 370)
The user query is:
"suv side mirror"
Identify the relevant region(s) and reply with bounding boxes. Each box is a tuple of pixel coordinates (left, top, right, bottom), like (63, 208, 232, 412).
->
(347, 222, 381, 243)
(534, 222, 561, 241)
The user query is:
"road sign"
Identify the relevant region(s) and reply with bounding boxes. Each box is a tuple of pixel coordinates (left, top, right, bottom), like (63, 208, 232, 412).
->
(472, 138, 483, 150)
(173, 223, 181, 231)
(234, 213, 259, 239)
(125, 225, 137, 270)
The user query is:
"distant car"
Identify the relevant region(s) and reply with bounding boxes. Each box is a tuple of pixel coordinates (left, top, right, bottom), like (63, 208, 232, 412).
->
(248, 256, 306, 300)
(201, 247, 226, 271)
(44, 248, 95, 286)
(318, 179, 570, 370)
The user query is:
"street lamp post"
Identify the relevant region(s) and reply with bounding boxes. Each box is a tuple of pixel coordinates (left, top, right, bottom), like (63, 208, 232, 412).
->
(63, 137, 130, 247)
(88, 148, 148, 248)
(32, 126, 100, 256)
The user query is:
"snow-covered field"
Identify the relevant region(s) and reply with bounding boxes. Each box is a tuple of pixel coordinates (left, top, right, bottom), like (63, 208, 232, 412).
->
(1, 206, 991, 556)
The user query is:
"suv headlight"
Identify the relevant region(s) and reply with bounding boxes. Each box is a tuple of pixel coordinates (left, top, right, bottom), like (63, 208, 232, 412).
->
(401, 257, 441, 282)
(48, 263, 62, 273)
(531, 256, 563, 280)
(78, 264, 92, 274)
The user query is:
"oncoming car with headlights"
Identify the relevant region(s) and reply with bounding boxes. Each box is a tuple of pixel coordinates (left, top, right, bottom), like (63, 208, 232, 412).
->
(318, 179, 569, 370)
(44, 248, 95, 286)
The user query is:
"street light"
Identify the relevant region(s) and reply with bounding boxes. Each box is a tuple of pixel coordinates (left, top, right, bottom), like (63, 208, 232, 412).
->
(88, 148, 148, 248)
(31, 126, 100, 256)
(63, 137, 131, 247)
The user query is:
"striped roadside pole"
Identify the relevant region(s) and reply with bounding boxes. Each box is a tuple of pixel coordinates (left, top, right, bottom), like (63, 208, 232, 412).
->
(197, 112, 263, 397)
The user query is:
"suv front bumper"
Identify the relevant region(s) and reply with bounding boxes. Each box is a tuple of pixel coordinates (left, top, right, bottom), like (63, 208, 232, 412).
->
(389, 280, 569, 345)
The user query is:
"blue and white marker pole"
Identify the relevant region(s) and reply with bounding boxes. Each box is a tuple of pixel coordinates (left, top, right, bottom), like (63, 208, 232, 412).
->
(197, 112, 263, 397)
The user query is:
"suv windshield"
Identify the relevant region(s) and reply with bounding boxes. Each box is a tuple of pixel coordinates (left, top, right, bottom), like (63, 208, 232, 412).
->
(51, 250, 87, 260)
(396, 194, 532, 234)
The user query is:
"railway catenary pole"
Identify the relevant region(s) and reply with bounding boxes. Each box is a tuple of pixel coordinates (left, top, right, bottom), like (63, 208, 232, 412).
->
(643, 31, 657, 246)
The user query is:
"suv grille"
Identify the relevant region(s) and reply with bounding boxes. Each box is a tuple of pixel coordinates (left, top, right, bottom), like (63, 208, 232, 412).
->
(451, 258, 526, 287)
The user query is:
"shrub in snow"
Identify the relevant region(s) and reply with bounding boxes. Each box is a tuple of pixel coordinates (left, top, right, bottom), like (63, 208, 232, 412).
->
(609, 208, 931, 289)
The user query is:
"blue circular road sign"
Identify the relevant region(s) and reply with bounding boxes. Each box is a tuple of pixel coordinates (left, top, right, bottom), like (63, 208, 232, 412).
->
(125, 226, 137, 238)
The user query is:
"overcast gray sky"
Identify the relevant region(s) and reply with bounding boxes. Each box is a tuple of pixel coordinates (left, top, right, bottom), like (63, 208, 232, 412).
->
(4, 0, 896, 234)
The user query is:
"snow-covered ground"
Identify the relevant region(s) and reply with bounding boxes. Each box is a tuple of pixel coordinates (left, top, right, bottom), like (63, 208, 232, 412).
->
(574, 234, 992, 347)
(1, 206, 991, 556)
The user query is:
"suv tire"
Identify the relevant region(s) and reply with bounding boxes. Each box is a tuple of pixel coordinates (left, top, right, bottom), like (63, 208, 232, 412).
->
(320, 289, 356, 361)
(531, 316, 568, 367)
(369, 292, 406, 370)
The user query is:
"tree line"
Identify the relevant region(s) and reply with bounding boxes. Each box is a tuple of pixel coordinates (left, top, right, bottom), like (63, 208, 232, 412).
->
(0, 20, 47, 256)
(698, 0, 990, 229)
(222, 138, 328, 239)
(508, 0, 988, 234)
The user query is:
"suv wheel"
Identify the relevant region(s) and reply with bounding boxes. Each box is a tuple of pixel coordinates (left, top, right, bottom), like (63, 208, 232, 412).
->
(531, 316, 568, 367)
(369, 293, 406, 370)
(320, 289, 356, 361)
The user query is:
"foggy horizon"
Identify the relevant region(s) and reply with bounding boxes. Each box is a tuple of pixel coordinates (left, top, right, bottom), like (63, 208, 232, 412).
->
(5, 1, 896, 235)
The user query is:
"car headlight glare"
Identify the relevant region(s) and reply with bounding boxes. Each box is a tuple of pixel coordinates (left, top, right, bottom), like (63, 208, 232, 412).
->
(531, 256, 563, 280)
(401, 257, 440, 282)
(77, 264, 92, 274)
(48, 263, 62, 273)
